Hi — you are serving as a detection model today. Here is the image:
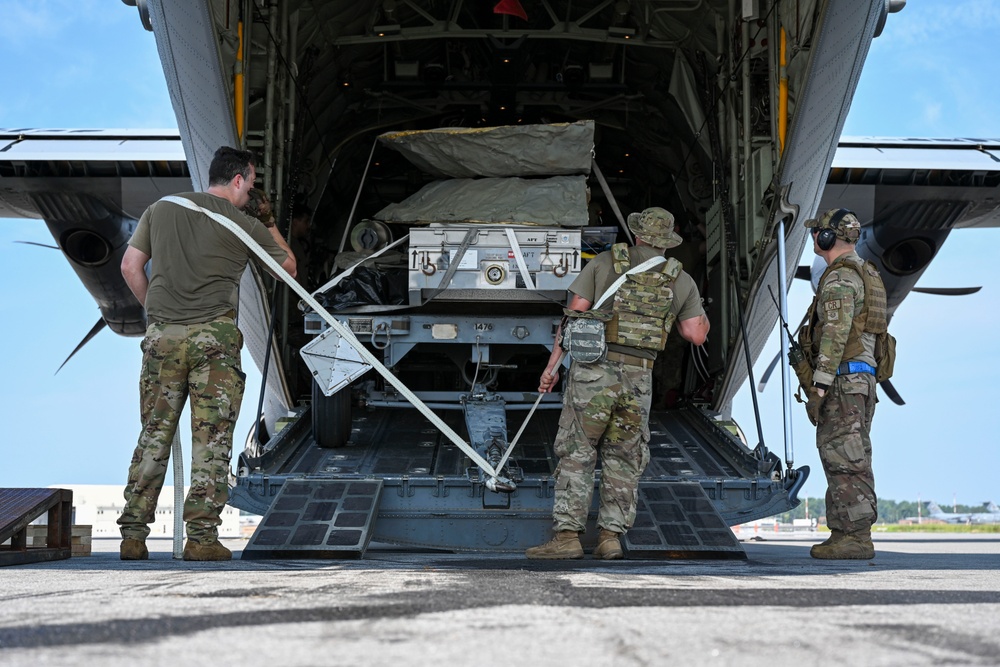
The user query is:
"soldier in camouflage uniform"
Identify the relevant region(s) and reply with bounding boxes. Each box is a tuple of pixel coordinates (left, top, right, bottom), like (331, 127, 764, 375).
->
(526, 207, 710, 559)
(800, 208, 885, 560)
(118, 147, 296, 561)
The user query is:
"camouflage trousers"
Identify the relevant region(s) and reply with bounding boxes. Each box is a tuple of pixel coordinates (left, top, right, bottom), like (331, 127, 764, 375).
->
(551, 358, 652, 533)
(118, 317, 246, 543)
(816, 373, 877, 534)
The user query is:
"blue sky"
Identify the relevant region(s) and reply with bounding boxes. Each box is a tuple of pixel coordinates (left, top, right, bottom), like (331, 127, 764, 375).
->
(1, 1, 998, 509)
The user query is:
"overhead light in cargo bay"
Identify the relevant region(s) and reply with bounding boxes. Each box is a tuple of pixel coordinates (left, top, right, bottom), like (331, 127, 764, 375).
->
(374, 24, 401, 36)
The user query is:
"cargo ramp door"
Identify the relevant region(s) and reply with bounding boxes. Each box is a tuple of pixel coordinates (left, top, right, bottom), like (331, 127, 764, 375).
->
(233, 405, 804, 558)
(242, 479, 383, 560)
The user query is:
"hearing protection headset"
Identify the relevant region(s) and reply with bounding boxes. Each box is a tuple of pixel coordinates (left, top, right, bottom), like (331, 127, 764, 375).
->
(816, 208, 855, 251)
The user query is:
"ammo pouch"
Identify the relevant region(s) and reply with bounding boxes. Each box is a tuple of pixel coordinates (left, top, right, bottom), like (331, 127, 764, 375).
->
(790, 353, 814, 392)
(561, 309, 613, 364)
(875, 331, 896, 383)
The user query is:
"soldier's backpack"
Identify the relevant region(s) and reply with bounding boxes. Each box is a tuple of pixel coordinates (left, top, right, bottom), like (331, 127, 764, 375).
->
(561, 253, 668, 364)
(606, 244, 683, 351)
(805, 254, 896, 384)
(854, 258, 896, 384)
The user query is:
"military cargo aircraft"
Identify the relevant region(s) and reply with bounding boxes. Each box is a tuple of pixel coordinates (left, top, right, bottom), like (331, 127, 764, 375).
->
(3, 0, 1000, 556)
(926, 501, 1000, 525)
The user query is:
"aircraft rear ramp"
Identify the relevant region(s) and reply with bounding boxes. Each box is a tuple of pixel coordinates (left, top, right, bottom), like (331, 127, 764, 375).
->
(232, 406, 803, 558)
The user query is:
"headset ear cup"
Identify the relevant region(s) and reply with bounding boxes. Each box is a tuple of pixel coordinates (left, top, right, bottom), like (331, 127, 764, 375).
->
(816, 208, 854, 250)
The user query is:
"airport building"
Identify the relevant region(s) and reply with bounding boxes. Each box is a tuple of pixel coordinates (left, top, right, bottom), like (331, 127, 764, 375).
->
(45, 485, 240, 539)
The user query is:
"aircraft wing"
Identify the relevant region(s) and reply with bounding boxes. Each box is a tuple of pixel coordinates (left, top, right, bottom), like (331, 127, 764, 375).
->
(10, 132, 997, 376)
(0, 129, 191, 336)
(817, 137, 1000, 319)
(1, 128, 292, 416)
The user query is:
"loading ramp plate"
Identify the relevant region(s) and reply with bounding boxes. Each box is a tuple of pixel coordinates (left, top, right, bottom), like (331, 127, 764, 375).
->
(242, 479, 383, 559)
(0, 488, 73, 566)
(624, 482, 746, 559)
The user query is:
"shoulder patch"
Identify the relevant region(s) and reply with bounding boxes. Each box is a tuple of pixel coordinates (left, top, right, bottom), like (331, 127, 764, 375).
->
(824, 299, 841, 321)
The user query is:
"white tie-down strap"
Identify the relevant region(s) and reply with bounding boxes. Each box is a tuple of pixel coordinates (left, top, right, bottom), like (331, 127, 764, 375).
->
(504, 227, 536, 291)
(593, 255, 666, 309)
(160, 196, 500, 478)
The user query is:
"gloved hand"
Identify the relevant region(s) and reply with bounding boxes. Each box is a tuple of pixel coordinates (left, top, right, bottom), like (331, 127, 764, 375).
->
(805, 387, 824, 426)
(244, 188, 275, 228)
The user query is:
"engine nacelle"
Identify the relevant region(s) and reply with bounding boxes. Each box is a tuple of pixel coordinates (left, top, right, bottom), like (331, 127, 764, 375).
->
(35, 191, 146, 336)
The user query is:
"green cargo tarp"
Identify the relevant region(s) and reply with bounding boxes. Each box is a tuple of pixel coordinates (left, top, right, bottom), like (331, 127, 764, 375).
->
(373, 175, 589, 227)
(378, 121, 594, 178)
(373, 122, 594, 227)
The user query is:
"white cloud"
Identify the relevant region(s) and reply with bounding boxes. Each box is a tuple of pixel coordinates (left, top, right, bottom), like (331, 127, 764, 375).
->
(940, 0, 1000, 30)
(921, 101, 942, 126)
(880, 0, 1000, 54)
(0, 4, 68, 47)
(0, 0, 123, 49)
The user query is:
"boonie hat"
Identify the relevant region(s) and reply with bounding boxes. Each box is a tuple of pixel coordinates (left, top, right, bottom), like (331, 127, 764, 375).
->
(804, 208, 861, 242)
(626, 207, 683, 249)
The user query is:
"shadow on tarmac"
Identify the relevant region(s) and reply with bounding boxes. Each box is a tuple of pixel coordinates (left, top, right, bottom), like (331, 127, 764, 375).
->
(3, 537, 1000, 651)
(10, 536, 1000, 574)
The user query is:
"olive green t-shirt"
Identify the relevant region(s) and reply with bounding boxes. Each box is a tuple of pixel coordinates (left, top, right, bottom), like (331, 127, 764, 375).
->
(128, 192, 289, 325)
(569, 244, 705, 359)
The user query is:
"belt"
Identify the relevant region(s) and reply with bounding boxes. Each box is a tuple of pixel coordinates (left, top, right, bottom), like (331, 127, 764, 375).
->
(837, 360, 876, 376)
(604, 350, 653, 369)
(147, 311, 236, 328)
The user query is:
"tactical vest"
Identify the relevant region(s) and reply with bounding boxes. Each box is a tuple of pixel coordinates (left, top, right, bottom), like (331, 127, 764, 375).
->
(800, 254, 888, 366)
(604, 243, 682, 351)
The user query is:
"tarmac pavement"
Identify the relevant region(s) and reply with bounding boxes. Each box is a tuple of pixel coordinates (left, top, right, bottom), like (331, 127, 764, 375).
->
(1, 532, 999, 666)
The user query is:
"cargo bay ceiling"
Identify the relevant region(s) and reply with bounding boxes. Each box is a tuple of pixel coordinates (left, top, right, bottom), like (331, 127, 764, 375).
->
(136, 0, 890, 413)
(175, 0, 819, 238)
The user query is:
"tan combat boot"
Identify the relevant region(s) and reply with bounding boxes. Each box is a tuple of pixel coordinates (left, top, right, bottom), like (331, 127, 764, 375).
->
(809, 529, 845, 557)
(525, 531, 584, 560)
(810, 530, 874, 560)
(120, 538, 148, 561)
(593, 529, 624, 560)
(183, 539, 233, 561)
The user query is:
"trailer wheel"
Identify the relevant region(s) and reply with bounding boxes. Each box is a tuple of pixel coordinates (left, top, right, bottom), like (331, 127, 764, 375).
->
(312, 381, 352, 449)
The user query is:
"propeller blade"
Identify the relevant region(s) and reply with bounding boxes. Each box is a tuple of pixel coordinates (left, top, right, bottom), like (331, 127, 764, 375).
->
(794, 265, 812, 281)
(911, 286, 982, 296)
(14, 240, 59, 250)
(757, 351, 781, 393)
(55, 318, 107, 374)
(879, 378, 905, 406)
